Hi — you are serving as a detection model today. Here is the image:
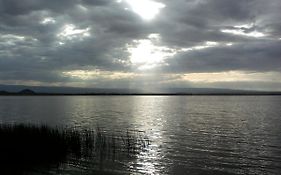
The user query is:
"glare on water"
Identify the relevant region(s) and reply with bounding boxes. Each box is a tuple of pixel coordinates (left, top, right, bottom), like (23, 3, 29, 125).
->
(1, 96, 281, 174)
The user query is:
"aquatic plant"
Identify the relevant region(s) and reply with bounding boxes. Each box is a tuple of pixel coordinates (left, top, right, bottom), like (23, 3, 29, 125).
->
(0, 124, 150, 174)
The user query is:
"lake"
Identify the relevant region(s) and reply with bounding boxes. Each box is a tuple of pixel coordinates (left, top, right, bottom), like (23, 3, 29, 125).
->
(0, 96, 281, 174)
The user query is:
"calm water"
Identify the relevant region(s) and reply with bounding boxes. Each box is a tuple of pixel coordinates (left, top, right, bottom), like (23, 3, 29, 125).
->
(1, 96, 281, 174)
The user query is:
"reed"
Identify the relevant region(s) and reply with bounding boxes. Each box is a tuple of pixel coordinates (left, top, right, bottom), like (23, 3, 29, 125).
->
(0, 123, 150, 173)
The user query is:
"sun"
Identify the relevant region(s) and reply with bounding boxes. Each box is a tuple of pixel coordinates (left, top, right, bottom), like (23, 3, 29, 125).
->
(118, 0, 166, 20)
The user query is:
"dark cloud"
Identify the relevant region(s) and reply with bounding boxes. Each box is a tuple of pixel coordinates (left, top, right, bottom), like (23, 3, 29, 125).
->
(0, 0, 280, 90)
(0, 0, 137, 78)
(163, 40, 281, 73)
(0, 0, 79, 15)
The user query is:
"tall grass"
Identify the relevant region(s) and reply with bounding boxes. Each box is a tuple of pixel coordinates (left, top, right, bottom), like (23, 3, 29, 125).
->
(0, 124, 150, 174)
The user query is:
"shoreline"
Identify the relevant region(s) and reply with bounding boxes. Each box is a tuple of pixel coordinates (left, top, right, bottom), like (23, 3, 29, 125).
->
(1, 93, 281, 96)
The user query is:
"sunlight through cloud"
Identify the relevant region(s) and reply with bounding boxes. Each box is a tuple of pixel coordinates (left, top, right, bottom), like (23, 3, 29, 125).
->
(62, 70, 136, 80)
(128, 34, 176, 70)
(118, 0, 166, 20)
(221, 29, 266, 38)
(180, 41, 219, 51)
(183, 71, 281, 83)
(0, 34, 38, 46)
(57, 24, 91, 44)
(40, 17, 56, 25)
(221, 23, 266, 38)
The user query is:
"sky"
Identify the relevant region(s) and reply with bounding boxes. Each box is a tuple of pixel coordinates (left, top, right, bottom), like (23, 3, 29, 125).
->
(0, 0, 281, 91)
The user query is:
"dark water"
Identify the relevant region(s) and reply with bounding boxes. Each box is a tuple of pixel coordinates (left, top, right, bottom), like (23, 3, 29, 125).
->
(0, 96, 281, 174)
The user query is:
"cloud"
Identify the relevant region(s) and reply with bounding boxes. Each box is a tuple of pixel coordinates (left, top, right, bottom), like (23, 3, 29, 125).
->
(0, 0, 280, 90)
(163, 40, 281, 73)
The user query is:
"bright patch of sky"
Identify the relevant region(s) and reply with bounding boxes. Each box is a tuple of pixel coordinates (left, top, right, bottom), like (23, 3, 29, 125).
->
(180, 41, 219, 52)
(183, 71, 281, 83)
(118, 0, 166, 20)
(62, 70, 136, 80)
(57, 24, 91, 44)
(0, 34, 38, 46)
(221, 23, 266, 38)
(128, 34, 176, 70)
(40, 17, 56, 25)
(1, 34, 25, 42)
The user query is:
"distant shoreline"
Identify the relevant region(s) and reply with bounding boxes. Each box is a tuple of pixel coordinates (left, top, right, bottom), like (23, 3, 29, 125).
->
(1, 88, 281, 96)
(1, 93, 281, 96)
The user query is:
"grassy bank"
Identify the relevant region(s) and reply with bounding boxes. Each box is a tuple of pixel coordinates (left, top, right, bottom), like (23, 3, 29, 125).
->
(0, 124, 150, 174)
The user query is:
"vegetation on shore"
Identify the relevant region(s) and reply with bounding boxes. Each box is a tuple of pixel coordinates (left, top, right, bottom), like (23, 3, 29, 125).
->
(0, 124, 150, 174)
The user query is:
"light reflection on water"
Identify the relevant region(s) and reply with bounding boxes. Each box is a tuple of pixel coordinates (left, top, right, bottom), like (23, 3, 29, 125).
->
(1, 96, 281, 174)
(129, 96, 167, 175)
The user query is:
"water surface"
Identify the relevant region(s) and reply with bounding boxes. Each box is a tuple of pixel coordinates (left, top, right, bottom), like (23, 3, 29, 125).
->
(0, 96, 281, 174)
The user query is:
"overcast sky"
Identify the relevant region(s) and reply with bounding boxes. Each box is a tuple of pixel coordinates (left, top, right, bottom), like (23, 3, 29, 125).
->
(0, 0, 281, 91)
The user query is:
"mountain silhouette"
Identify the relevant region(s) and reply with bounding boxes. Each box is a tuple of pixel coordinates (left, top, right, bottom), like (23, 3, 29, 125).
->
(0, 90, 9, 95)
(18, 89, 36, 95)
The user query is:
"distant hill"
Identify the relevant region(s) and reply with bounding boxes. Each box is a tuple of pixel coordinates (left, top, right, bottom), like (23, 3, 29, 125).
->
(0, 90, 9, 95)
(0, 84, 280, 95)
(0, 89, 36, 95)
(18, 89, 36, 95)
